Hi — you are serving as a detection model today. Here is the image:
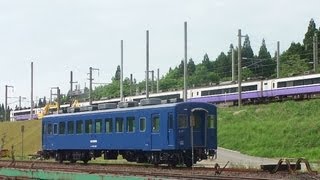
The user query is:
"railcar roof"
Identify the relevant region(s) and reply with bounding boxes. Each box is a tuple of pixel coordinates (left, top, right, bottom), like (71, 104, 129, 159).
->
(43, 102, 211, 120)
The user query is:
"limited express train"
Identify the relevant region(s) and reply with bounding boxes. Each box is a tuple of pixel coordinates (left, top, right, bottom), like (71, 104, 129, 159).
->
(96, 73, 320, 105)
(42, 100, 217, 167)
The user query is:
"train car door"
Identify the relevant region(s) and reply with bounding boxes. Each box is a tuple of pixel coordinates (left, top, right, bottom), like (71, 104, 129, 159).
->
(167, 112, 174, 146)
(191, 108, 207, 147)
(44, 121, 55, 150)
(151, 113, 161, 150)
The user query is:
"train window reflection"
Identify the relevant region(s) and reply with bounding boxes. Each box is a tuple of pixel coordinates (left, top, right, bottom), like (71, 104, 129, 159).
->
(67, 121, 74, 134)
(208, 115, 215, 128)
(105, 118, 113, 133)
(178, 114, 187, 128)
(152, 114, 160, 133)
(116, 118, 124, 132)
(76, 120, 83, 134)
(95, 119, 102, 133)
(85, 119, 93, 134)
(139, 117, 146, 132)
(127, 117, 135, 132)
(59, 122, 65, 134)
(47, 123, 52, 135)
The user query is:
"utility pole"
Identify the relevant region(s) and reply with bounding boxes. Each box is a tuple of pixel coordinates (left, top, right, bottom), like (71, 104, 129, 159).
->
(277, 41, 280, 78)
(151, 70, 154, 93)
(19, 96, 22, 109)
(314, 33, 318, 72)
(146, 30, 149, 99)
(130, 74, 133, 96)
(4, 85, 14, 121)
(69, 71, 78, 97)
(183, 21, 188, 102)
(157, 68, 160, 93)
(50, 87, 61, 112)
(238, 29, 242, 107)
(30, 62, 34, 120)
(88, 67, 99, 105)
(231, 46, 235, 82)
(120, 40, 124, 102)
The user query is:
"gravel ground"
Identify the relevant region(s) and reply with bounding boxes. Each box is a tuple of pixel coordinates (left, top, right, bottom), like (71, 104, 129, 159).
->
(197, 147, 279, 168)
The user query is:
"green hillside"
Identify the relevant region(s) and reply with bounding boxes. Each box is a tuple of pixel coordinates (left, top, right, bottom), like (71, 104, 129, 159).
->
(1, 99, 320, 161)
(218, 99, 320, 161)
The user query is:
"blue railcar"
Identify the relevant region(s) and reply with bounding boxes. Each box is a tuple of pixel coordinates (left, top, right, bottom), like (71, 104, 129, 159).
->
(42, 101, 217, 167)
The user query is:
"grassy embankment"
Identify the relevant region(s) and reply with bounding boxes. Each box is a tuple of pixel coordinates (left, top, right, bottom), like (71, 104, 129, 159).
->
(0, 99, 320, 161)
(0, 120, 41, 159)
(218, 99, 320, 161)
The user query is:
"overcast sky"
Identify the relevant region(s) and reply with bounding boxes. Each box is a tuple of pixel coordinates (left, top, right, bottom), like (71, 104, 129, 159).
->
(0, 0, 319, 108)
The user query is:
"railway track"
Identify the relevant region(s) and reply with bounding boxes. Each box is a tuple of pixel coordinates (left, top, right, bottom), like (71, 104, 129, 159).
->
(0, 160, 318, 179)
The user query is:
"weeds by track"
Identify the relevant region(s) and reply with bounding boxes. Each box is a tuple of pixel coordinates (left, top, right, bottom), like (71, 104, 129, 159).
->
(0, 159, 318, 179)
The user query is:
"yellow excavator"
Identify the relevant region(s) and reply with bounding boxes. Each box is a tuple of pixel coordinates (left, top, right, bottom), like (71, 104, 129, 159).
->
(37, 102, 60, 120)
(37, 100, 80, 120)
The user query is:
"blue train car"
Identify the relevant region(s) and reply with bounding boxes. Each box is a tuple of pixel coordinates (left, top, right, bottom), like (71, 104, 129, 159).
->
(42, 101, 217, 167)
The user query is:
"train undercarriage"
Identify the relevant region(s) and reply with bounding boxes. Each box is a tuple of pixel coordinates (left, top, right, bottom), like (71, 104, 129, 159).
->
(42, 148, 214, 167)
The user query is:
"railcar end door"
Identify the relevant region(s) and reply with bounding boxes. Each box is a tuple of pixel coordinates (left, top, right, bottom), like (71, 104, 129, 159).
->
(191, 108, 207, 147)
(167, 112, 174, 146)
(151, 114, 161, 150)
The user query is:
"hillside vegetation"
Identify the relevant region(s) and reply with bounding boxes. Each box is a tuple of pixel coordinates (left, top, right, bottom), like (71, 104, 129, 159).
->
(0, 99, 320, 161)
(218, 99, 320, 161)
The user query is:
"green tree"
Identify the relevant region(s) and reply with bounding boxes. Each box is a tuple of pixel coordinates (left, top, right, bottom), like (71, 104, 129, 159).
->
(187, 58, 196, 76)
(113, 65, 121, 81)
(178, 60, 184, 76)
(213, 52, 231, 79)
(303, 18, 318, 65)
(241, 35, 254, 78)
(257, 39, 274, 77)
(202, 53, 213, 71)
(280, 54, 309, 77)
(303, 18, 318, 52)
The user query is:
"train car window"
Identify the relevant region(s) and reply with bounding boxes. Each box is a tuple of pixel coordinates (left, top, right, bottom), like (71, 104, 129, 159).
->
(127, 117, 135, 133)
(201, 91, 209, 96)
(314, 78, 320, 84)
(277, 82, 286, 88)
(139, 117, 146, 132)
(168, 113, 173, 129)
(59, 122, 65, 134)
(208, 115, 216, 128)
(53, 124, 58, 135)
(85, 120, 93, 134)
(293, 80, 304, 86)
(76, 120, 83, 134)
(47, 123, 53, 135)
(287, 81, 293, 87)
(304, 79, 313, 85)
(194, 115, 201, 129)
(242, 85, 258, 92)
(152, 114, 160, 133)
(105, 118, 113, 133)
(95, 119, 102, 133)
(67, 121, 74, 134)
(178, 114, 187, 128)
(273, 83, 275, 88)
(116, 118, 124, 133)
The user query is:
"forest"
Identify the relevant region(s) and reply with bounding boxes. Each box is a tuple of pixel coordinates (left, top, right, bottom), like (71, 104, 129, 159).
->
(91, 19, 320, 100)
